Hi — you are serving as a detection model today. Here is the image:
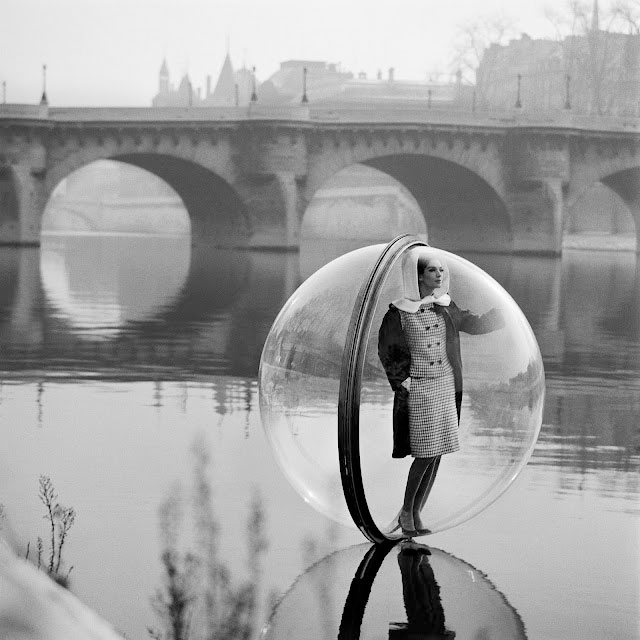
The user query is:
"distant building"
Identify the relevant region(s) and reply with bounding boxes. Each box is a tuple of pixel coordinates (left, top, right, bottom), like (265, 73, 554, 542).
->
(477, 25, 640, 115)
(151, 56, 473, 108)
(151, 54, 255, 107)
(264, 60, 473, 107)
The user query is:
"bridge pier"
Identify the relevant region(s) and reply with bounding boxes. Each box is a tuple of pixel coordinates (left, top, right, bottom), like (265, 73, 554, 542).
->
(0, 162, 46, 245)
(506, 136, 569, 255)
(238, 171, 306, 249)
(276, 172, 302, 247)
(13, 164, 46, 245)
(507, 178, 564, 255)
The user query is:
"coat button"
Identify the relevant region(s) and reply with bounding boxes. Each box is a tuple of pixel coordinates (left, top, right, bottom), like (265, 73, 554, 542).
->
(430, 361, 434, 366)
(437, 342, 441, 346)
(420, 308, 425, 313)
(427, 344, 431, 348)
(434, 323, 439, 328)
(438, 359, 442, 364)
(425, 326, 430, 330)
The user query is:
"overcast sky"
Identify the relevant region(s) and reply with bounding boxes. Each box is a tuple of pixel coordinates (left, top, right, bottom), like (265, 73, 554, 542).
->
(1, 0, 595, 106)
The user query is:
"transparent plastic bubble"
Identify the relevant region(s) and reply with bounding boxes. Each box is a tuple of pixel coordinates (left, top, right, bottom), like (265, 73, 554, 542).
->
(263, 542, 526, 640)
(259, 238, 544, 539)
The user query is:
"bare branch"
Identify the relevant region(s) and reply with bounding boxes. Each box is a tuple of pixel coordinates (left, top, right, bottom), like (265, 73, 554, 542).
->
(55, 506, 76, 574)
(612, 0, 640, 32)
(450, 11, 520, 81)
(37, 475, 57, 573)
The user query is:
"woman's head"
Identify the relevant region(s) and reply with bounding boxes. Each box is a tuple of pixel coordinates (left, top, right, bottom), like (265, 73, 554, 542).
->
(417, 256, 445, 296)
(400, 247, 449, 301)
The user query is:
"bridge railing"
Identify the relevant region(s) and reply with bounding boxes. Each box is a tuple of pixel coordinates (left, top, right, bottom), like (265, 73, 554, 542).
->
(1, 102, 638, 133)
(0, 103, 44, 118)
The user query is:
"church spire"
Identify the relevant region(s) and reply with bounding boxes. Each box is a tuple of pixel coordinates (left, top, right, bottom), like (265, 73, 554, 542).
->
(159, 58, 170, 94)
(211, 53, 236, 105)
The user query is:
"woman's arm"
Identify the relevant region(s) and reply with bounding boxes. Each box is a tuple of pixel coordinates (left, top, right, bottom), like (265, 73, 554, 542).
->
(378, 307, 411, 390)
(450, 302, 505, 335)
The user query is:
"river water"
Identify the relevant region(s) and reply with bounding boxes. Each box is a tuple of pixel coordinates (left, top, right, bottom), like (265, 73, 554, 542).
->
(0, 234, 638, 640)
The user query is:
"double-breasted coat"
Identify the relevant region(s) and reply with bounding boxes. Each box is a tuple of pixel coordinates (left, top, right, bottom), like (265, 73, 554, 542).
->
(378, 301, 504, 458)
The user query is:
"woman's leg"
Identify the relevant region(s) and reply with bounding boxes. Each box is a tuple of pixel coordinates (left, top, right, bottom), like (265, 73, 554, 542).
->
(413, 456, 440, 529)
(400, 457, 432, 531)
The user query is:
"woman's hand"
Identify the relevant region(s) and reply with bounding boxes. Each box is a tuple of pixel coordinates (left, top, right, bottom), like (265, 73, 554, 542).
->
(400, 377, 411, 391)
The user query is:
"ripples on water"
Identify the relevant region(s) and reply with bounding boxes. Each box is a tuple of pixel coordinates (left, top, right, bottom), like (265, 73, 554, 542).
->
(0, 234, 638, 639)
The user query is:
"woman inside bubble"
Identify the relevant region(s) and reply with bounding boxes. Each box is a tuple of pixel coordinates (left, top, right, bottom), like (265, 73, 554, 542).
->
(378, 247, 504, 537)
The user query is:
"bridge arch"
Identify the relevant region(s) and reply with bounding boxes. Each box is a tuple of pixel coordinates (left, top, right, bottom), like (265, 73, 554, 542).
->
(301, 164, 427, 241)
(304, 152, 511, 253)
(44, 152, 249, 246)
(566, 149, 640, 251)
(600, 167, 640, 251)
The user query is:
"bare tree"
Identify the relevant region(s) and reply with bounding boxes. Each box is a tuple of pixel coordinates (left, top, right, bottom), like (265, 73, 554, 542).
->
(544, 0, 638, 114)
(611, 0, 640, 33)
(450, 11, 520, 85)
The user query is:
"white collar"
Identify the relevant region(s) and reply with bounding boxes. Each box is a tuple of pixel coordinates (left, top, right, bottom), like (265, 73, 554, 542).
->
(392, 293, 451, 313)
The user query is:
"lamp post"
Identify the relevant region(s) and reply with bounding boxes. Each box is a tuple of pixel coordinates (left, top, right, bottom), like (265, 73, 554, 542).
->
(2, 81, 6, 104)
(250, 66, 258, 103)
(472, 89, 476, 113)
(40, 64, 48, 104)
(301, 66, 309, 104)
(515, 73, 522, 109)
(564, 74, 571, 110)
(427, 88, 432, 109)
(235, 82, 239, 107)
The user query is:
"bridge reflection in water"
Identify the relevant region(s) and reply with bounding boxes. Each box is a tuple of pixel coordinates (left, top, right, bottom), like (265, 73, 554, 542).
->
(0, 235, 300, 380)
(0, 235, 636, 479)
(0, 234, 637, 639)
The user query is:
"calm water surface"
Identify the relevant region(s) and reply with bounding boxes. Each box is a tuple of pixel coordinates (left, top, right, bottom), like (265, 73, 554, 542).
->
(0, 235, 638, 640)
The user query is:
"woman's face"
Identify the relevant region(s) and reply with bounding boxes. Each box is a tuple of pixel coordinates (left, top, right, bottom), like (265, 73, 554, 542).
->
(418, 258, 444, 293)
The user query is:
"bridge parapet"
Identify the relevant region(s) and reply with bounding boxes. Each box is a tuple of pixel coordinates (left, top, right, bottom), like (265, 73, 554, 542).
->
(1, 102, 639, 135)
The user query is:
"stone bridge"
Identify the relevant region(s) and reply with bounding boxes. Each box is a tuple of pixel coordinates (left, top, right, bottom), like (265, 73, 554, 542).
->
(1, 102, 639, 253)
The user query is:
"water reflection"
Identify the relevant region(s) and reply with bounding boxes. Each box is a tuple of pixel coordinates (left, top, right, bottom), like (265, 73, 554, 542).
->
(264, 542, 526, 640)
(0, 237, 299, 379)
(0, 239, 636, 483)
(297, 243, 639, 490)
(41, 235, 191, 341)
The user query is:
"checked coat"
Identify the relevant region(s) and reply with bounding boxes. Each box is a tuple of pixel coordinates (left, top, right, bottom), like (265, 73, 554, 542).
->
(378, 301, 504, 458)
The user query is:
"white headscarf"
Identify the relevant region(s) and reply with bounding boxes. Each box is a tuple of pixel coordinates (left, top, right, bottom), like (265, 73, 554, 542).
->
(391, 247, 451, 313)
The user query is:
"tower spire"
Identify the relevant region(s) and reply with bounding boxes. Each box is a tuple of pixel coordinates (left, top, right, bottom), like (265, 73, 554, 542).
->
(159, 57, 170, 94)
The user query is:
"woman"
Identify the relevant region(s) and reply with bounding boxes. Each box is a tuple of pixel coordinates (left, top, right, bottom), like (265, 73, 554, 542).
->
(378, 248, 504, 537)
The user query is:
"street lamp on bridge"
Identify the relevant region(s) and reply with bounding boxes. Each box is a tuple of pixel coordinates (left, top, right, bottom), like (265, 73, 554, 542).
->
(515, 74, 522, 109)
(40, 64, 48, 105)
(564, 74, 572, 110)
(251, 66, 258, 103)
(301, 67, 309, 104)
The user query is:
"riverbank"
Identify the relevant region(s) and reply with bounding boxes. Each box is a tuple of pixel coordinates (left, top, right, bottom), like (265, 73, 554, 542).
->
(563, 233, 636, 252)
